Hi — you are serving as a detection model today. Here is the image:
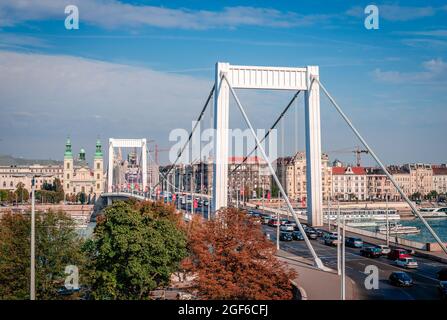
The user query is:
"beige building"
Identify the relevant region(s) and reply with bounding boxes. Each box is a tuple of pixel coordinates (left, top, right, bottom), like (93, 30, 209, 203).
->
(63, 138, 104, 198)
(332, 166, 367, 201)
(403, 163, 433, 196)
(228, 156, 271, 198)
(276, 152, 332, 202)
(365, 168, 392, 200)
(432, 165, 447, 195)
(0, 164, 63, 192)
(387, 166, 411, 200)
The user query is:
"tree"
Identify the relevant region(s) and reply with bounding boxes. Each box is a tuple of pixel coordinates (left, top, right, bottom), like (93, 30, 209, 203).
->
(0, 210, 85, 299)
(411, 192, 422, 201)
(76, 192, 86, 204)
(14, 182, 29, 203)
(183, 208, 295, 300)
(84, 201, 187, 299)
(270, 179, 280, 198)
(427, 190, 438, 201)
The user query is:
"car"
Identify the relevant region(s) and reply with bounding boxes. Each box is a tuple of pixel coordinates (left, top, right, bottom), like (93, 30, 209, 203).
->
(387, 248, 411, 260)
(305, 229, 318, 240)
(261, 216, 272, 224)
(438, 281, 447, 299)
(437, 268, 447, 281)
(360, 246, 382, 258)
(395, 257, 419, 269)
(280, 224, 295, 232)
(376, 244, 391, 255)
(345, 237, 363, 248)
(314, 229, 325, 237)
(324, 234, 340, 246)
(279, 218, 289, 225)
(268, 219, 280, 227)
(279, 231, 293, 241)
(389, 271, 413, 287)
(292, 231, 304, 241)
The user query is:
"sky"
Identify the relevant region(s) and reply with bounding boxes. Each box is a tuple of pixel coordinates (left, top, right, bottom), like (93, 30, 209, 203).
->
(0, 0, 446, 166)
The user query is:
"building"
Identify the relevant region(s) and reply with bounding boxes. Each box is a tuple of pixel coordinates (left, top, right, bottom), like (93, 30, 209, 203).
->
(387, 165, 411, 200)
(365, 167, 392, 200)
(403, 163, 433, 196)
(332, 166, 367, 201)
(432, 164, 447, 195)
(228, 156, 271, 198)
(63, 138, 104, 198)
(0, 164, 63, 192)
(276, 152, 332, 202)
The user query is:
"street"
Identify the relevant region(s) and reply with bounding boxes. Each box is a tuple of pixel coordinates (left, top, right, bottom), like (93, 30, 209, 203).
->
(263, 225, 445, 300)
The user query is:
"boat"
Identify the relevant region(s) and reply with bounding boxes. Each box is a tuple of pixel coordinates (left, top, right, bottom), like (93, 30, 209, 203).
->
(418, 207, 447, 218)
(323, 209, 401, 222)
(376, 223, 420, 234)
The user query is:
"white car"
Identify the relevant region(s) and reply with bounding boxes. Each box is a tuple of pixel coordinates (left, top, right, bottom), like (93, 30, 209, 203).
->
(377, 244, 391, 255)
(280, 224, 295, 232)
(395, 257, 419, 269)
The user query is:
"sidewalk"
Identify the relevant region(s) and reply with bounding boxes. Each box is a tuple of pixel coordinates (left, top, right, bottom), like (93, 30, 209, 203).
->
(276, 249, 357, 300)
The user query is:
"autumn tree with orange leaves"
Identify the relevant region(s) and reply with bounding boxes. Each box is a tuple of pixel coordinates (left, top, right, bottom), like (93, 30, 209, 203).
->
(182, 208, 296, 300)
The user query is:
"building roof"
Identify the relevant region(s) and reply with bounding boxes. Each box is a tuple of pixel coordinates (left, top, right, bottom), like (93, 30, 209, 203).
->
(332, 166, 366, 175)
(433, 167, 447, 176)
(228, 156, 265, 164)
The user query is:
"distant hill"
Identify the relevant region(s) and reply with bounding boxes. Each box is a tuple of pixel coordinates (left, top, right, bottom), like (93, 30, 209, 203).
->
(0, 155, 63, 166)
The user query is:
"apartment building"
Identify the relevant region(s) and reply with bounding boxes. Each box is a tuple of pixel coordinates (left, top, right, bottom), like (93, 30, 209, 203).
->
(332, 166, 367, 201)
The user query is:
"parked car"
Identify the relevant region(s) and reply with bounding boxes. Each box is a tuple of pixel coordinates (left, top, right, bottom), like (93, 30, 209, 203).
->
(360, 246, 382, 258)
(268, 219, 280, 227)
(315, 229, 325, 237)
(438, 281, 447, 299)
(376, 244, 391, 255)
(292, 231, 304, 241)
(279, 218, 289, 225)
(345, 237, 363, 248)
(324, 234, 340, 246)
(389, 271, 414, 287)
(395, 257, 419, 269)
(387, 248, 411, 260)
(437, 268, 447, 281)
(279, 231, 293, 241)
(261, 215, 272, 224)
(280, 224, 295, 232)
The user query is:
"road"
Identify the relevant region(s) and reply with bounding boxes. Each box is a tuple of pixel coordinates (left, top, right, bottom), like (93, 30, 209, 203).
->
(263, 225, 445, 300)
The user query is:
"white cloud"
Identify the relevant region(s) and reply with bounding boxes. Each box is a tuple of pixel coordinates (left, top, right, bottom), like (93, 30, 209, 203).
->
(0, 0, 325, 29)
(372, 58, 447, 84)
(347, 4, 435, 21)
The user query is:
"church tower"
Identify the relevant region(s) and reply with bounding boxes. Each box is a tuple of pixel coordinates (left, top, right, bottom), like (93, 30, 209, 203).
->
(94, 139, 104, 193)
(63, 137, 74, 195)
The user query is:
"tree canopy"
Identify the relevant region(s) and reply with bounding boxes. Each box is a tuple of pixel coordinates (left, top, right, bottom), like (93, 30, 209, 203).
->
(183, 208, 295, 300)
(84, 200, 187, 300)
(0, 210, 85, 299)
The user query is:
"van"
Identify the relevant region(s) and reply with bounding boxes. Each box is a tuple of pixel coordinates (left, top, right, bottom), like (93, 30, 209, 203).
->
(388, 248, 411, 260)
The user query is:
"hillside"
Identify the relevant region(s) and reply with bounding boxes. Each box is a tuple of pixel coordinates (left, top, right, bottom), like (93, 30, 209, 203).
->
(0, 155, 62, 166)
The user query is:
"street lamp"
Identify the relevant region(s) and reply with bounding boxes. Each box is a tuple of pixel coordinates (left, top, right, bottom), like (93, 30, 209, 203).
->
(30, 176, 36, 300)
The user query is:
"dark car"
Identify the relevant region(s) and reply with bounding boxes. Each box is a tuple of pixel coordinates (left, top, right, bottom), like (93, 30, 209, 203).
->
(345, 237, 363, 248)
(305, 229, 318, 240)
(279, 231, 293, 241)
(437, 268, 447, 281)
(360, 246, 382, 258)
(292, 231, 304, 241)
(438, 281, 447, 299)
(314, 229, 325, 237)
(389, 271, 413, 287)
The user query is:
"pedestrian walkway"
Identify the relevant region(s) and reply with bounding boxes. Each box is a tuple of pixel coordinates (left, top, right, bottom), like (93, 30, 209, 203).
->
(276, 249, 357, 300)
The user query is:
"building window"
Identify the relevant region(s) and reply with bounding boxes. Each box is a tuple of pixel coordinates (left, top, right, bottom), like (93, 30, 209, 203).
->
(67, 174, 70, 179)
(97, 174, 100, 179)
(67, 163, 70, 169)
(97, 183, 100, 189)
(97, 163, 100, 170)
(67, 184, 69, 189)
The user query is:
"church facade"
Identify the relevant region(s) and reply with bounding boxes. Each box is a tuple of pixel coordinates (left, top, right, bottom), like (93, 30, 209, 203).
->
(63, 138, 104, 198)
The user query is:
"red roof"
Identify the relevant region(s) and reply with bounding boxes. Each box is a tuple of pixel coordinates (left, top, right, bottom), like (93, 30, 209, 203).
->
(228, 156, 265, 164)
(332, 166, 366, 175)
(433, 167, 447, 175)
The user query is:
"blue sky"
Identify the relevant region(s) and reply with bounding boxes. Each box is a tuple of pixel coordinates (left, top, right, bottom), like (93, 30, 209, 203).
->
(0, 0, 446, 165)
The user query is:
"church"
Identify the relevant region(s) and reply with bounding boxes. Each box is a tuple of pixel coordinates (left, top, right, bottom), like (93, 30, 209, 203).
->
(63, 138, 105, 199)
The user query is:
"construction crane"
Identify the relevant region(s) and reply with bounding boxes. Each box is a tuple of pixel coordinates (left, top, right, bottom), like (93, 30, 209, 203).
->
(328, 146, 369, 167)
(148, 144, 170, 165)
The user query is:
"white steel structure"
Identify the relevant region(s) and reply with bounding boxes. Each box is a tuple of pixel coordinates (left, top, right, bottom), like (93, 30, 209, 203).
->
(107, 138, 148, 193)
(212, 62, 323, 226)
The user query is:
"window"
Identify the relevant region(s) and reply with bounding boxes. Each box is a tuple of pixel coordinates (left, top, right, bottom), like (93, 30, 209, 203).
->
(66, 163, 70, 169)
(96, 163, 101, 170)
(97, 183, 100, 189)
(97, 174, 100, 179)
(67, 174, 70, 179)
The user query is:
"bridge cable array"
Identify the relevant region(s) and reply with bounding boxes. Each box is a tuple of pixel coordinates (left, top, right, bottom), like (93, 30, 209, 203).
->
(152, 84, 215, 193)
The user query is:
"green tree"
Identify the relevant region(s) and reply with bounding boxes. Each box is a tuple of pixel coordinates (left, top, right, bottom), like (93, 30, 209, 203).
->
(14, 182, 29, 203)
(85, 201, 187, 300)
(271, 179, 280, 198)
(76, 192, 87, 204)
(0, 189, 8, 202)
(0, 210, 85, 299)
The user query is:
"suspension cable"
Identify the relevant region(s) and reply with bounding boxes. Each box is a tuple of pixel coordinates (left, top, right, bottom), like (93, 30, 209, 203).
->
(229, 90, 301, 175)
(153, 84, 215, 191)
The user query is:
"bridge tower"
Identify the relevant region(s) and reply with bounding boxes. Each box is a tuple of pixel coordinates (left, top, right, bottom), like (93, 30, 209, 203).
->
(212, 62, 323, 226)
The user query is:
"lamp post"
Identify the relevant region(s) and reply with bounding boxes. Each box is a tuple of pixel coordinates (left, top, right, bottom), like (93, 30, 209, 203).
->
(30, 176, 36, 300)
